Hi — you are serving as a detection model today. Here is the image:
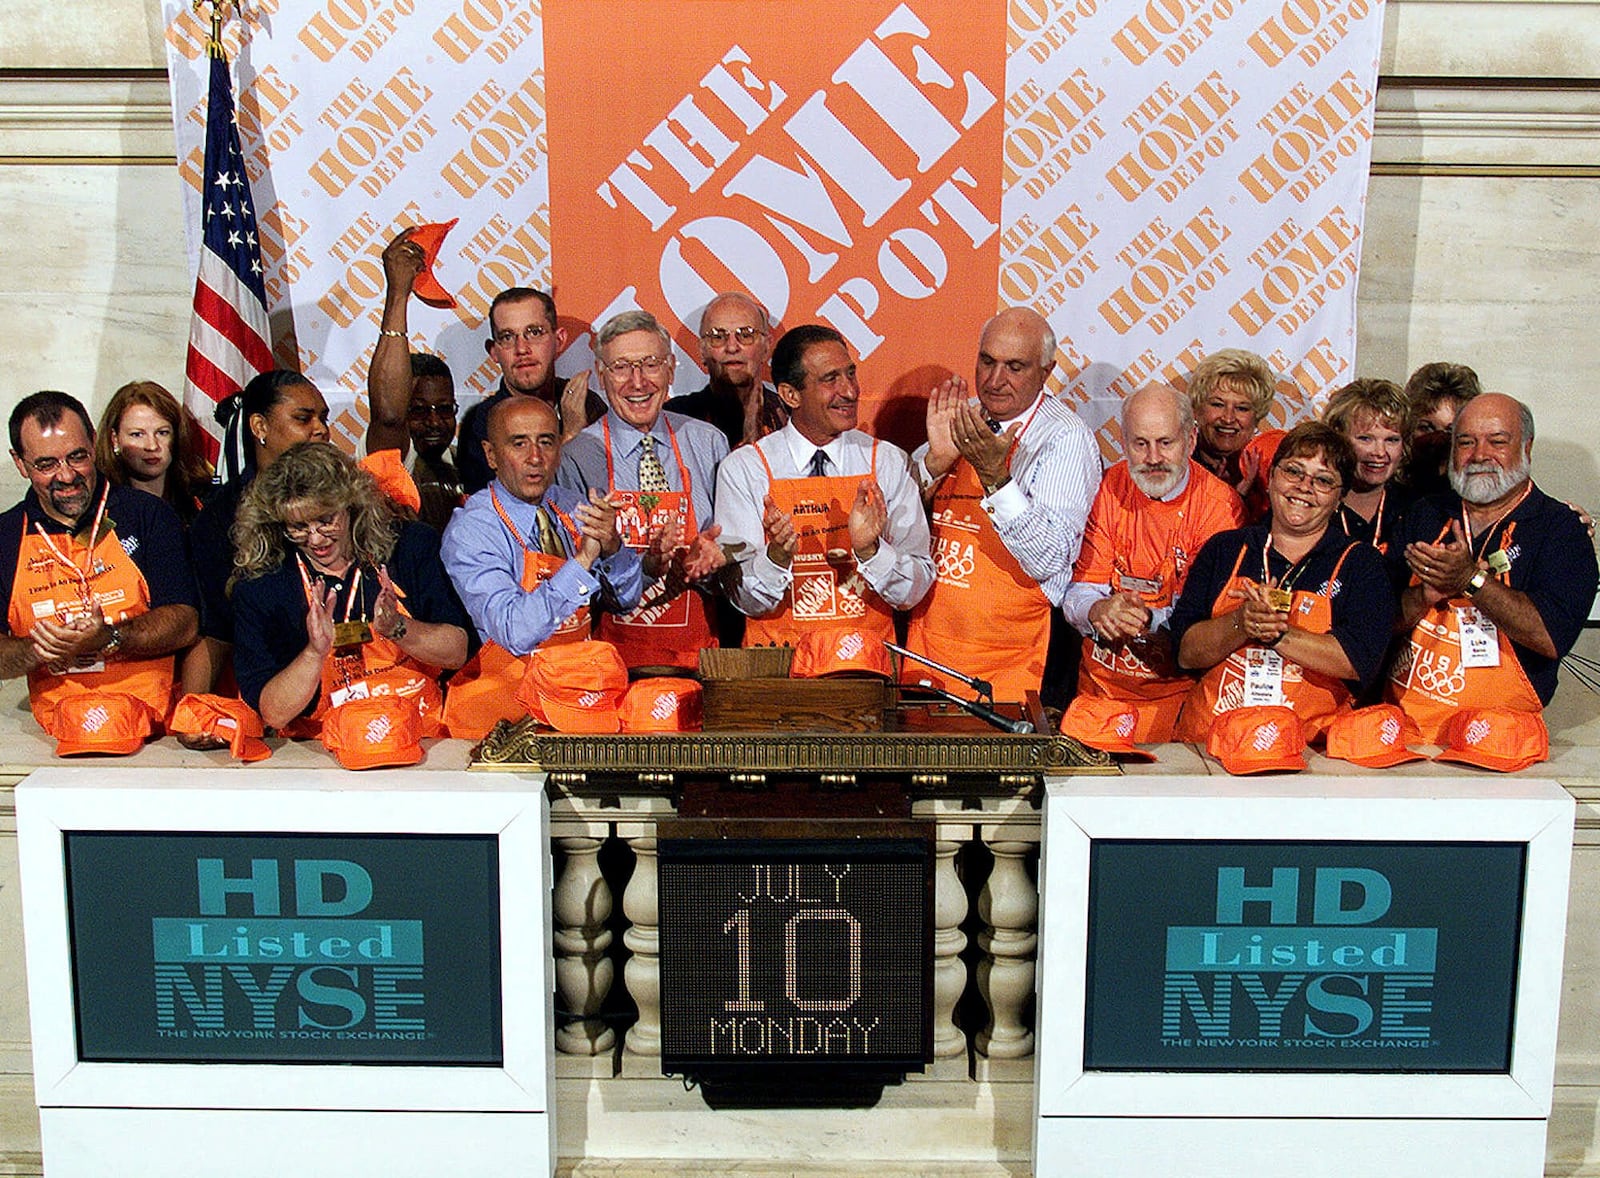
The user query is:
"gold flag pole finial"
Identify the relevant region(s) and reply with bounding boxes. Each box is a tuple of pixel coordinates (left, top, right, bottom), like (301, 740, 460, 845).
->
(192, 0, 236, 59)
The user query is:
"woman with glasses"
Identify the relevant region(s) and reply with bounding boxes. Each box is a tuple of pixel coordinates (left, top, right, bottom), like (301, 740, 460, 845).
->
(1169, 421, 1397, 743)
(229, 441, 472, 735)
(1322, 378, 1413, 556)
(94, 381, 214, 524)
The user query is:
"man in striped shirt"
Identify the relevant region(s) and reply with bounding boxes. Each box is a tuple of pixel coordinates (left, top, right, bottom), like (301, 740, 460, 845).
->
(903, 307, 1102, 702)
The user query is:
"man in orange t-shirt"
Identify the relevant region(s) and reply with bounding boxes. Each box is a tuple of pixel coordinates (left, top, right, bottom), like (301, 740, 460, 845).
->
(1062, 384, 1245, 741)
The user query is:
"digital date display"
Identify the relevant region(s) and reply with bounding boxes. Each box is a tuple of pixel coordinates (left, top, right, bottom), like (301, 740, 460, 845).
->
(658, 838, 932, 1070)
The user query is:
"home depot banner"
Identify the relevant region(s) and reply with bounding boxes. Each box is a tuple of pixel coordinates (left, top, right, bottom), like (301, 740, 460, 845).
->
(163, 0, 1381, 457)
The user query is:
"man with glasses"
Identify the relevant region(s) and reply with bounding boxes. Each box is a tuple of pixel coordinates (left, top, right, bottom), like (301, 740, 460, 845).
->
(666, 292, 788, 449)
(366, 230, 605, 497)
(558, 309, 730, 670)
(1, 391, 199, 729)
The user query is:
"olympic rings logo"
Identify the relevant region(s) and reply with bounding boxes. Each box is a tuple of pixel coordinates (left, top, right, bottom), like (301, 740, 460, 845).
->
(934, 538, 977, 584)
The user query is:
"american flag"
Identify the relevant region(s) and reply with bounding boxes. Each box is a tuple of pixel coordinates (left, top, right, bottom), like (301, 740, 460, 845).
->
(183, 42, 274, 469)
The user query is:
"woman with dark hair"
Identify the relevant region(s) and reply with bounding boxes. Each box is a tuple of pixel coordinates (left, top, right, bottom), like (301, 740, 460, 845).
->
(183, 370, 331, 695)
(95, 381, 214, 522)
(1322, 378, 1412, 554)
(229, 441, 470, 734)
(1169, 421, 1397, 743)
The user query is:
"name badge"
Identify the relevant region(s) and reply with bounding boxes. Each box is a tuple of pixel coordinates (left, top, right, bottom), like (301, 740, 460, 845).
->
(1487, 549, 1512, 575)
(333, 620, 373, 649)
(330, 679, 372, 708)
(1266, 588, 1294, 613)
(1118, 574, 1162, 596)
(1243, 647, 1285, 706)
(1456, 607, 1501, 669)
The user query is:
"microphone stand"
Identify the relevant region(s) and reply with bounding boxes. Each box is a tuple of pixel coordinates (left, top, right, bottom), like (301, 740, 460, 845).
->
(884, 642, 1034, 735)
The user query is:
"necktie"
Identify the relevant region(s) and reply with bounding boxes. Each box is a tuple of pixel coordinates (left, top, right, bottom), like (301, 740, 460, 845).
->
(808, 448, 830, 478)
(535, 505, 562, 555)
(638, 434, 671, 492)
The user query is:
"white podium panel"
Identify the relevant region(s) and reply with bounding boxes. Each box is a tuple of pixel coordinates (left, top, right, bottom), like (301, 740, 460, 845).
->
(1035, 774, 1575, 1178)
(16, 767, 554, 1178)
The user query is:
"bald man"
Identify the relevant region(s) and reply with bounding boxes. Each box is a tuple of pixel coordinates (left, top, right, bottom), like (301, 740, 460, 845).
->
(665, 292, 789, 449)
(1061, 384, 1245, 740)
(1387, 392, 1597, 740)
(439, 396, 641, 738)
(903, 307, 1102, 702)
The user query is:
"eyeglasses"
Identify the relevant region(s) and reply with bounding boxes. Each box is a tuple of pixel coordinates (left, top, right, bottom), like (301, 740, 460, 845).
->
(700, 326, 764, 347)
(408, 402, 458, 420)
(604, 356, 671, 379)
(282, 511, 344, 542)
(1275, 462, 1341, 495)
(26, 448, 95, 476)
(492, 324, 551, 348)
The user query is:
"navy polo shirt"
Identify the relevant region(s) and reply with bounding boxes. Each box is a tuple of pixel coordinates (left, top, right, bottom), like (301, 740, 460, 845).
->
(231, 520, 474, 714)
(0, 480, 198, 634)
(1170, 519, 1398, 692)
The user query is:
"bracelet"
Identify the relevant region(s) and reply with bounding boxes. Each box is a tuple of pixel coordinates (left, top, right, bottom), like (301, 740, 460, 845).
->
(378, 329, 407, 339)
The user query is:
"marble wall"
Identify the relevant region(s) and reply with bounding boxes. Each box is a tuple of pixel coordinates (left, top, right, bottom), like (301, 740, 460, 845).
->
(1, 0, 1597, 514)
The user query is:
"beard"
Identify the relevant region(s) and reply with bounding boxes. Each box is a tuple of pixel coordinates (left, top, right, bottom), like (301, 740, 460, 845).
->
(1130, 462, 1183, 499)
(1450, 456, 1530, 505)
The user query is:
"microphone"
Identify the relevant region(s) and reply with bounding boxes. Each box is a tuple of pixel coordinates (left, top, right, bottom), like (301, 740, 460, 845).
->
(917, 684, 1034, 735)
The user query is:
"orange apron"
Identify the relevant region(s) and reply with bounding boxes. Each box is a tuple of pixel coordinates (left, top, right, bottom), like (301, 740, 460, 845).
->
(1385, 516, 1540, 743)
(596, 418, 717, 670)
(7, 489, 175, 728)
(278, 562, 445, 740)
(1078, 560, 1189, 743)
(441, 487, 589, 740)
(1175, 538, 1358, 743)
(744, 442, 895, 648)
(904, 404, 1049, 702)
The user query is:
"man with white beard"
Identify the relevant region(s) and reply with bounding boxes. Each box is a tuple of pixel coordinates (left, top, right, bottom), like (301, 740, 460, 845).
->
(1061, 384, 1245, 741)
(1388, 392, 1597, 740)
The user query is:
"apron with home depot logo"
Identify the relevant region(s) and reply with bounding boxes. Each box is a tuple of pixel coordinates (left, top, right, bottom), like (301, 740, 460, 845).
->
(278, 561, 445, 740)
(1079, 556, 1190, 743)
(596, 418, 717, 669)
(1175, 539, 1358, 743)
(745, 442, 895, 649)
(1385, 515, 1540, 743)
(7, 488, 175, 728)
(904, 404, 1049, 702)
(442, 487, 590, 740)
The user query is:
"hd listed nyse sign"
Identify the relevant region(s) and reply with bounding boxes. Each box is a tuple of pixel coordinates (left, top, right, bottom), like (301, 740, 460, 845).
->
(1163, 865, 1434, 1052)
(153, 856, 425, 1044)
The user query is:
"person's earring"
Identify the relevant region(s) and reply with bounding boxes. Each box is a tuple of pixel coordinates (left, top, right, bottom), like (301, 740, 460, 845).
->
(255, 434, 267, 446)
(112, 445, 121, 457)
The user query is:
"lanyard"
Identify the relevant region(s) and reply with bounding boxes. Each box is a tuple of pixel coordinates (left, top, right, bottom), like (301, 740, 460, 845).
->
(1461, 481, 1531, 559)
(32, 481, 110, 609)
(490, 484, 580, 555)
(1263, 535, 1318, 597)
(296, 555, 365, 623)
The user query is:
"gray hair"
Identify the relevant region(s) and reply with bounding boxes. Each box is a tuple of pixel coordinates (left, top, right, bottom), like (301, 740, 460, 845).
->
(594, 309, 672, 356)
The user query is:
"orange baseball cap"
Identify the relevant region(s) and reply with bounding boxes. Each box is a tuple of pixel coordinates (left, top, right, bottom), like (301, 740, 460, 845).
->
(1323, 705, 1426, 769)
(47, 691, 155, 757)
(407, 219, 458, 309)
(321, 695, 424, 770)
(1059, 696, 1156, 762)
(1434, 708, 1549, 773)
(358, 448, 422, 513)
(517, 641, 629, 733)
(1206, 706, 1307, 775)
(171, 693, 272, 762)
(791, 629, 893, 679)
(619, 678, 704, 733)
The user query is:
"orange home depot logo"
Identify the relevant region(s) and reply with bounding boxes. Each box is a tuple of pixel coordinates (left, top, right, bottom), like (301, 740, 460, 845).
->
(544, 1, 1006, 439)
(1248, 0, 1374, 68)
(1239, 72, 1373, 204)
(1098, 208, 1231, 335)
(1229, 207, 1359, 336)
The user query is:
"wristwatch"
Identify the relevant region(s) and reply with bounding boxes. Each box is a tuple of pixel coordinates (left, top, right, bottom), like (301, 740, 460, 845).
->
(388, 616, 408, 641)
(101, 623, 124, 658)
(1465, 569, 1490, 596)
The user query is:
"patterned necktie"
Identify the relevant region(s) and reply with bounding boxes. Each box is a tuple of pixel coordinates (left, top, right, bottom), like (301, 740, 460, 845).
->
(535, 505, 562, 555)
(638, 434, 671, 492)
(808, 448, 830, 478)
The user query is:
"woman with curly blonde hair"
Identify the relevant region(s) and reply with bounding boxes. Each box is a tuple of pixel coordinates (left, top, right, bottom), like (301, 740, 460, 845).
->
(229, 441, 471, 735)
(95, 380, 214, 523)
(1322, 377, 1412, 554)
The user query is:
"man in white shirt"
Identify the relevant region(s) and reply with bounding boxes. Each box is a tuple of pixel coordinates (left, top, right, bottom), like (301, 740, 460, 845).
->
(713, 324, 933, 650)
(903, 306, 1102, 701)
